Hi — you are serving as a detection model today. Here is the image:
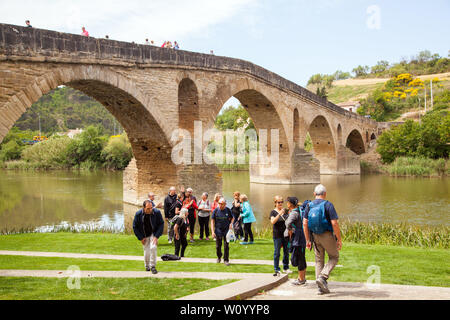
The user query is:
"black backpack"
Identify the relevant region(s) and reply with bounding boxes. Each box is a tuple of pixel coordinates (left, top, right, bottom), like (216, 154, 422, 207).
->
(161, 253, 181, 261)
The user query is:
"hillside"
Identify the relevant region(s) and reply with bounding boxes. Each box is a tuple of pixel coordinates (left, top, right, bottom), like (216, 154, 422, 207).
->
(326, 72, 450, 105)
(13, 87, 122, 135)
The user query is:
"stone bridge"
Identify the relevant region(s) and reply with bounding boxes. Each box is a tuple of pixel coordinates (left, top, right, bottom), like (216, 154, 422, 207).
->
(0, 23, 378, 205)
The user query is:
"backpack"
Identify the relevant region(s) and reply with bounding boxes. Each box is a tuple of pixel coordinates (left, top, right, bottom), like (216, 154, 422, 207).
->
(307, 200, 332, 234)
(169, 215, 181, 233)
(161, 253, 181, 261)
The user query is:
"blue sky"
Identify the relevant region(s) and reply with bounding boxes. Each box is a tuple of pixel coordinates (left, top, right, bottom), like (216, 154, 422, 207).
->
(1, 0, 449, 87)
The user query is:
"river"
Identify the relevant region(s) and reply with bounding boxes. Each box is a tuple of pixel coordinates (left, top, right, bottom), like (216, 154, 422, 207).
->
(0, 170, 449, 234)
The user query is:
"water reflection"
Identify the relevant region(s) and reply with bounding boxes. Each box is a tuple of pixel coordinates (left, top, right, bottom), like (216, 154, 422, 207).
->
(0, 170, 449, 233)
(0, 170, 123, 232)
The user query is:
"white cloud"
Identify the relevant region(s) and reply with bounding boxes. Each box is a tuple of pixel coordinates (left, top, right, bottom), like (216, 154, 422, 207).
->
(0, 0, 257, 44)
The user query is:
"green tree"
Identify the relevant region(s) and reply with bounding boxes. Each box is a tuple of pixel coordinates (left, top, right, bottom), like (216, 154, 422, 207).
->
(215, 105, 255, 131)
(66, 125, 107, 167)
(352, 65, 370, 77)
(101, 134, 133, 170)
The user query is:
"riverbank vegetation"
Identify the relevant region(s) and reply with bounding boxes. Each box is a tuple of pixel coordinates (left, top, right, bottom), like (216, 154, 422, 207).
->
(375, 111, 449, 165)
(0, 126, 132, 170)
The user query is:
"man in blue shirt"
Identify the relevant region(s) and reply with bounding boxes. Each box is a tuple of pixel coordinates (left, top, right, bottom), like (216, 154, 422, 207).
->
(211, 198, 234, 266)
(303, 184, 342, 295)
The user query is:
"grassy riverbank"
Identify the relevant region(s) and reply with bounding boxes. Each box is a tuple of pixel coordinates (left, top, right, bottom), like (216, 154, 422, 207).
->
(0, 232, 449, 289)
(361, 157, 449, 177)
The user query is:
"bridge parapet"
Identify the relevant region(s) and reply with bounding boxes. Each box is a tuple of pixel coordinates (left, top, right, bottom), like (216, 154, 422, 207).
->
(0, 22, 375, 126)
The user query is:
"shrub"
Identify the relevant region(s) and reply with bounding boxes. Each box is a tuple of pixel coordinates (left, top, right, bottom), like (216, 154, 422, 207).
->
(66, 125, 107, 167)
(21, 136, 72, 169)
(0, 140, 22, 161)
(101, 134, 133, 170)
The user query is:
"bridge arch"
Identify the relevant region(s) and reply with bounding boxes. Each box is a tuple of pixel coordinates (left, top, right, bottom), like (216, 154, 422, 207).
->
(211, 85, 292, 183)
(346, 129, 365, 155)
(307, 115, 337, 174)
(0, 65, 177, 203)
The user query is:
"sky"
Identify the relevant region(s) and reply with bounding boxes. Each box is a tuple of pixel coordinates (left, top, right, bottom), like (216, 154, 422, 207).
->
(1, 0, 449, 88)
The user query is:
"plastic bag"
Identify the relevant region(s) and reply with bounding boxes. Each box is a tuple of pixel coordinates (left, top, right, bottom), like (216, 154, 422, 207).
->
(226, 229, 236, 243)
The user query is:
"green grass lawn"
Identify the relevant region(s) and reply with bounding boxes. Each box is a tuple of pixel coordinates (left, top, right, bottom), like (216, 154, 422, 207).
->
(0, 277, 235, 300)
(0, 232, 449, 288)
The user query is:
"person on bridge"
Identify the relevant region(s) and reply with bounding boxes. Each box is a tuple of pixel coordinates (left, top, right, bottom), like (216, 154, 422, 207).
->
(25, 20, 32, 28)
(197, 192, 211, 240)
(132, 200, 164, 274)
(173, 208, 189, 258)
(285, 196, 307, 285)
(174, 41, 180, 50)
(239, 194, 256, 245)
(270, 195, 291, 277)
(81, 27, 89, 37)
(164, 187, 178, 244)
(211, 197, 234, 266)
(303, 184, 342, 295)
(182, 188, 198, 243)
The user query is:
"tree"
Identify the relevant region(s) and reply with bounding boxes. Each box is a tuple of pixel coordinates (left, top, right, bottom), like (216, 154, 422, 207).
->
(333, 70, 351, 80)
(370, 60, 389, 74)
(316, 86, 328, 98)
(352, 65, 370, 77)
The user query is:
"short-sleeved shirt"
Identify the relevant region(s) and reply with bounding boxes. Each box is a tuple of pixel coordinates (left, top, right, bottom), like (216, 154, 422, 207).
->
(304, 199, 339, 224)
(175, 217, 188, 237)
(175, 199, 183, 213)
(198, 199, 211, 218)
(231, 200, 241, 220)
(211, 207, 233, 237)
(270, 209, 289, 239)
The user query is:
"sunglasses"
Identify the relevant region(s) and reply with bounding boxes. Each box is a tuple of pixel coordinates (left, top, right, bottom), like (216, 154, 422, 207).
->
(276, 201, 284, 204)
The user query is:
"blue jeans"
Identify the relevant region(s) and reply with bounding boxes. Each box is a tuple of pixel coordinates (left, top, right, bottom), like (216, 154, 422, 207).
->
(273, 237, 290, 272)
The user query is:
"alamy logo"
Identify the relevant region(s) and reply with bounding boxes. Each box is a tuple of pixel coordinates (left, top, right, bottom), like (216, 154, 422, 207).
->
(170, 121, 280, 175)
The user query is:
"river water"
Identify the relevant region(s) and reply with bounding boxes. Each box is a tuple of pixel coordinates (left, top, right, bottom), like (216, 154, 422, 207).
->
(0, 170, 448, 233)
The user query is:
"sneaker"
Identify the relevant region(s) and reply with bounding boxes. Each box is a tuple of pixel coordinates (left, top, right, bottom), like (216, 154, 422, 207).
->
(248, 241, 254, 244)
(190, 239, 194, 243)
(224, 261, 230, 266)
(239, 242, 248, 245)
(168, 239, 172, 244)
(206, 237, 210, 241)
(216, 258, 221, 263)
(283, 269, 293, 274)
(317, 288, 326, 295)
(145, 266, 151, 272)
(292, 279, 307, 286)
(316, 277, 330, 294)
(151, 266, 158, 274)
(273, 271, 281, 277)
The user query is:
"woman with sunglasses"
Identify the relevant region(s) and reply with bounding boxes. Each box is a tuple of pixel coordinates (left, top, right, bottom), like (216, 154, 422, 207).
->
(270, 196, 291, 276)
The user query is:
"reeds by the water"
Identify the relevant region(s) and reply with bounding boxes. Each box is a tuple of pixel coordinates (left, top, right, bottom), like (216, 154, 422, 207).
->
(253, 220, 449, 249)
(386, 157, 448, 177)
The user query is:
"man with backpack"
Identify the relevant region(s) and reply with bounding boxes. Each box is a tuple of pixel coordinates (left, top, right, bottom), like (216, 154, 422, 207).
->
(303, 184, 342, 295)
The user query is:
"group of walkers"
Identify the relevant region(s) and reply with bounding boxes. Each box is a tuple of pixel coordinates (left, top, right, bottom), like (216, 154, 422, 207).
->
(270, 184, 342, 295)
(132, 183, 342, 295)
(133, 187, 256, 272)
